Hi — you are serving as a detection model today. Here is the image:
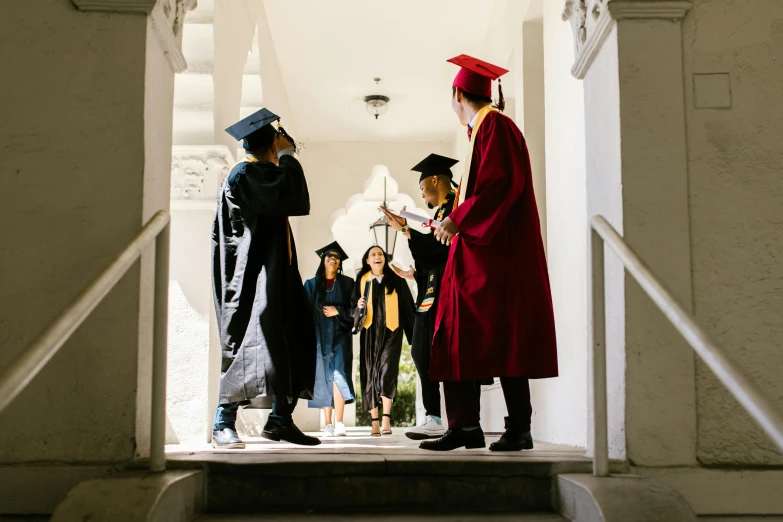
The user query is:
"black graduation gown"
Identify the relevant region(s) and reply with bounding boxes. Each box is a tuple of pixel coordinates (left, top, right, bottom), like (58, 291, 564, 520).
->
(409, 191, 457, 319)
(303, 274, 356, 408)
(211, 154, 316, 405)
(352, 273, 415, 411)
(408, 192, 493, 387)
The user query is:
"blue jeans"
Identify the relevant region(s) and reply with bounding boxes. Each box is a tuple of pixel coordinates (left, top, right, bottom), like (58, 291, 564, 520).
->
(213, 396, 299, 431)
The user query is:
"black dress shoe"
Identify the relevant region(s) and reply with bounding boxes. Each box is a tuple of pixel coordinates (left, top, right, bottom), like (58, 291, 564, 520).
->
(489, 429, 534, 452)
(262, 422, 321, 446)
(212, 428, 246, 449)
(419, 428, 486, 451)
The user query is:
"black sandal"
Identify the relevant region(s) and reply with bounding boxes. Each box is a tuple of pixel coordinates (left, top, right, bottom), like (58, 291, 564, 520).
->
(370, 417, 381, 437)
(381, 413, 392, 435)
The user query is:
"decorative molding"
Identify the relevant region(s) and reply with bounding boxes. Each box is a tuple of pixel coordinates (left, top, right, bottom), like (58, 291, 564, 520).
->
(72, 0, 157, 14)
(171, 145, 235, 202)
(570, 5, 614, 79)
(73, 0, 197, 73)
(564, 0, 693, 79)
(150, 0, 197, 73)
(609, 1, 692, 20)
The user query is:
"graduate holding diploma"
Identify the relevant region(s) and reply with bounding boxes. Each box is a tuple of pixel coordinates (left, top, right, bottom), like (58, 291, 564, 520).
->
(420, 55, 559, 452)
(380, 154, 491, 441)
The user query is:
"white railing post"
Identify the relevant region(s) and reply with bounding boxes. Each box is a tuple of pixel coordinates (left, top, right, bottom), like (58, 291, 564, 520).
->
(0, 211, 170, 418)
(591, 227, 609, 477)
(150, 222, 171, 472)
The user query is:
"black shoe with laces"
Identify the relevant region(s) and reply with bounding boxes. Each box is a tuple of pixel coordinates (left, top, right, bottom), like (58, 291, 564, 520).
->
(419, 428, 486, 451)
(261, 422, 322, 446)
(212, 428, 246, 449)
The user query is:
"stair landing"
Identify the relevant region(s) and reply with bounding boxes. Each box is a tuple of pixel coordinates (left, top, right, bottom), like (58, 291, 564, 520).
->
(168, 428, 589, 515)
(167, 426, 586, 459)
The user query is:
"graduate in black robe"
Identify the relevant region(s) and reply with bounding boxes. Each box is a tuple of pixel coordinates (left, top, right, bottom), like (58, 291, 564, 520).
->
(381, 154, 493, 441)
(304, 242, 356, 437)
(352, 246, 415, 436)
(211, 108, 319, 449)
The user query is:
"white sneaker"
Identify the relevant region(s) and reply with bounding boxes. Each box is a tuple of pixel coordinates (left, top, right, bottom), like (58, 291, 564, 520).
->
(334, 421, 347, 437)
(323, 424, 335, 437)
(405, 416, 446, 440)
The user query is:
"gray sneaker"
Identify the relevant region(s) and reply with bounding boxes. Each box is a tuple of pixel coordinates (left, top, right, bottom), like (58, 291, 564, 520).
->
(405, 416, 446, 440)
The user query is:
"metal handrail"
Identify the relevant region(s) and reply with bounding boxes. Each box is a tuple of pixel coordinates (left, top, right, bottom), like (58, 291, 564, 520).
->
(590, 215, 783, 476)
(0, 210, 171, 472)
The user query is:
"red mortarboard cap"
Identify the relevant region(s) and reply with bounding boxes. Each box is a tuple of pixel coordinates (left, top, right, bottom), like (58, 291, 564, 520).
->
(448, 54, 508, 99)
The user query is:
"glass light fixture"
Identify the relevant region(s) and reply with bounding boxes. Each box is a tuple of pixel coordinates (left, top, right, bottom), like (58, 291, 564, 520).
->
(364, 95, 390, 120)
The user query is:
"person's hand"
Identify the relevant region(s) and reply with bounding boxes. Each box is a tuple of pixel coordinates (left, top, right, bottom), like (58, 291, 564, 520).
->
(434, 217, 459, 245)
(276, 131, 294, 152)
(357, 297, 366, 309)
(391, 264, 415, 281)
(379, 205, 407, 232)
(323, 306, 339, 317)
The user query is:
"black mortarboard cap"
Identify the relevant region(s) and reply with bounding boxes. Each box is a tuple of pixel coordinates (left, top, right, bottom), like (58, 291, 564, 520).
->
(411, 154, 460, 184)
(315, 241, 349, 261)
(225, 108, 280, 150)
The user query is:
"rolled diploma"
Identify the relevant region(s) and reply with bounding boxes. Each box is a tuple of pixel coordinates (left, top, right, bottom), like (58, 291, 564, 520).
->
(400, 210, 441, 230)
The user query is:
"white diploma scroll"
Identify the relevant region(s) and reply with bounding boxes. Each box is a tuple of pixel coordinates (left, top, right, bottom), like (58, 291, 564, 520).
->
(400, 210, 441, 230)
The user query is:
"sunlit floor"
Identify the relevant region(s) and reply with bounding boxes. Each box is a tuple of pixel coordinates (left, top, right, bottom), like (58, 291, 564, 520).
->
(166, 426, 587, 462)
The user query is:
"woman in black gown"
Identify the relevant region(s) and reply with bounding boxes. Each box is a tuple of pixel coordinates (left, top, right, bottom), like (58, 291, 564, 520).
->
(353, 246, 415, 436)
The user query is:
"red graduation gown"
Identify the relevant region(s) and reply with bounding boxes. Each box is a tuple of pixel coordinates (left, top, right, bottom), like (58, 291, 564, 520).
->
(430, 111, 558, 382)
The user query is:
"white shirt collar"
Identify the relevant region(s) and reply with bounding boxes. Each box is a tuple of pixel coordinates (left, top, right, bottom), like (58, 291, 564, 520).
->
(469, 112, 479, 129)
(372, 274, 384, 283)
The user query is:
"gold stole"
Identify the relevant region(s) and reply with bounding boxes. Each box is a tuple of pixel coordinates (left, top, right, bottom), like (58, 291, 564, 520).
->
(243, 155, 292, 264)
(361, 272, 399, 331)
(454, 105, 498, 211)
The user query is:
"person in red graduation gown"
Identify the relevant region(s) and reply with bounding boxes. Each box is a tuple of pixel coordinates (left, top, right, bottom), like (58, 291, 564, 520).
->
(420, 55, 558, 452)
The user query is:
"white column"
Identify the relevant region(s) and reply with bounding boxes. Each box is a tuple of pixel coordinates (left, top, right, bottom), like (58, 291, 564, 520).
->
(167, 146, 233, 445)
(564, 0, 697, 466)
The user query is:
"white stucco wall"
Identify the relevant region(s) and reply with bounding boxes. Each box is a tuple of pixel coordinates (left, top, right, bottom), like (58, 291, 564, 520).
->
(582, 25, 626, 460)
(521, 21, 547, 251)
(533, 0, 589, 449)
(167, 207, 216, 444)
(683, 0, 783, 465)
(136, 14, 178, 459)
(0, 0, 150, 464)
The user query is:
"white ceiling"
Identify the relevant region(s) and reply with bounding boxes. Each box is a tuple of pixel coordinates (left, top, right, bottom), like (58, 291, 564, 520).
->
(262, 0, 497, 142)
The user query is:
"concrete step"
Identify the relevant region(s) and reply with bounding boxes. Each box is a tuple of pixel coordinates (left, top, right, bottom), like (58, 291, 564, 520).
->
(195, 515, 567, 521)
(170, 453, 593, 514)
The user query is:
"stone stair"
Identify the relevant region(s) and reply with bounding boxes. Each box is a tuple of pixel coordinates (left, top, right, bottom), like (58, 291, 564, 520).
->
(196, 513, 567, 522)
(166, 435, 595, 519)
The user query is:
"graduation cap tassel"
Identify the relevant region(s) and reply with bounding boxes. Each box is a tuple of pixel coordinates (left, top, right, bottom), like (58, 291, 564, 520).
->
(494, 79, 506, 113)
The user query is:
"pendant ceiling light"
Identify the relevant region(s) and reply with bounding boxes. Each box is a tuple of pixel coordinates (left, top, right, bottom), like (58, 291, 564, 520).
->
(364, 95, 390, 120)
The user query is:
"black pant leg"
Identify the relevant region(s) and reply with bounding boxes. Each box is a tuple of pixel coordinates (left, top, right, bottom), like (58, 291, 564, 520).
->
(500, 377, 532, 432)
(268, 396, 298, 426)
(411, 312, 441, 418)
(443, 381, 481, 429)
